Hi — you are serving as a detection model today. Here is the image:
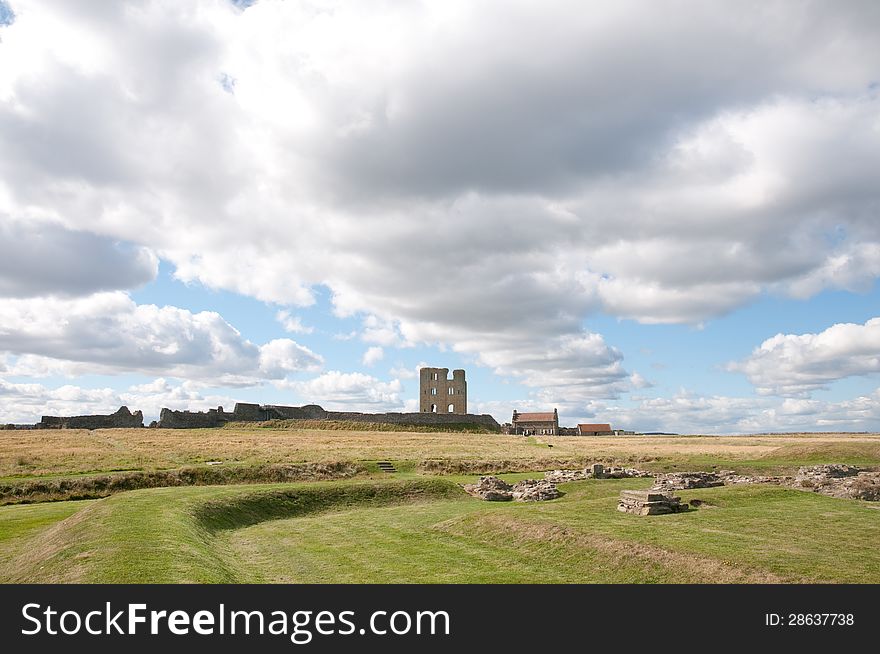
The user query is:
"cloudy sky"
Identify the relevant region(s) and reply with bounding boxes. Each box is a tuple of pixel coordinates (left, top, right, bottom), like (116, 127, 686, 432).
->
(1, 0, 879, 433)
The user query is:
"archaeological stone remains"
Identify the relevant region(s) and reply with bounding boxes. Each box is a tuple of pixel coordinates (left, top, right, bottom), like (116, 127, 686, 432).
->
(463, 476, 561, 502)
(794, 464, 880, 501)
(651, 471, 726, 492)
(617, 489, 687, 515)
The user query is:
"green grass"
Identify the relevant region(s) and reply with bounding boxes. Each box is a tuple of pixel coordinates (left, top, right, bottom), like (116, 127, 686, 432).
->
(230, 420, 499, 433)
(0, 500, 92, 575)
(642, 440, 880, 475)
(1, 475, 878, 584)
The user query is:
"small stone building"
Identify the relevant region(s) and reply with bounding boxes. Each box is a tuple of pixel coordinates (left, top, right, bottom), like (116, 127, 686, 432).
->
(419, 367, 467, 414)
(511, 409, 559, 435)
(577, 423, 613, 436)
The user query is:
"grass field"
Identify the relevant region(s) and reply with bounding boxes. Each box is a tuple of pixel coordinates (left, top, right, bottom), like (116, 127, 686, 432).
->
(1, 427, 879, 583)
(4, 427, 880, 479)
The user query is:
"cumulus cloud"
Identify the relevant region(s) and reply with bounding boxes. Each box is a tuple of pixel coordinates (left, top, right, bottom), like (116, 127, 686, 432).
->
(360, 315, 407, 348)
(0, 292, 323, 384)
(1, 1, 879, 410)
(282, 371, 404, 411)
(258, 338, 324, 377)
(730, 318, 880, 396)
(0, 377, 238, 424)
(592, 389, 880, 435)
(361, 346, 384, 367)
(472, 388, 880, 435)
(388, 362, 428, 380)
(275, 309, 313, 334)
(0, 218, 157, 297)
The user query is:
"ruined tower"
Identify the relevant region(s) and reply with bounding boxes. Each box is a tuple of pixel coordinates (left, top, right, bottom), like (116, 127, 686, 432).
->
(419, 367, 467, 414)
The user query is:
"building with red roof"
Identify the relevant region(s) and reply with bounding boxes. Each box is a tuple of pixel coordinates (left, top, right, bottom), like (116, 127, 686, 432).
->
(511, 409, 558, 435)
(577, 423, 613, 436)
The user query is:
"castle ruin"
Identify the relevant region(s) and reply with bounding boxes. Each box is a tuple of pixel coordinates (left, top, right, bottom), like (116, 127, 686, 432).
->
(22, 367, 505, 431)
(38, 406, 144, 430)
(419, 367, 467, 414)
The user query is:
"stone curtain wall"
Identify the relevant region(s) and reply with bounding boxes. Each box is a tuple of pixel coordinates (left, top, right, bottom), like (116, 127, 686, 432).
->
(323, 410, 499, 431)
(157, 407, 235, 429)
(158, 404, 500, 431)
(38, 402, 500, 431)
(38, 406, 144, 429)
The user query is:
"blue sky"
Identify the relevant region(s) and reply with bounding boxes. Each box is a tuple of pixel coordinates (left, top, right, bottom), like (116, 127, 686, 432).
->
(1, 1, 879, 433)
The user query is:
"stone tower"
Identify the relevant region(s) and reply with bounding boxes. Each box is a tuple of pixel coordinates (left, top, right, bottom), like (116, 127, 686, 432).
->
(419, 367, 467, 414)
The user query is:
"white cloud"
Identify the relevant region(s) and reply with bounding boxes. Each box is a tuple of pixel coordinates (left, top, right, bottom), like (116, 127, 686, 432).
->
(389, 361, 428, 380)
(629, 372, 653, 390)
(0, 292, 323, 384)
(0, 376, 237, 424)
(0, 218, 157, 297)
(361, 346, 384, 367)
(258, 338, 324, 377)
(0, 1, 879, 408)
(599, 389, 880, 435)
(730, 317, 880, 396)
(275, 309, 313, 334)
(473, 388, 880, 435)
(282, 370, 404, 412)
(360, 315, 407, 347)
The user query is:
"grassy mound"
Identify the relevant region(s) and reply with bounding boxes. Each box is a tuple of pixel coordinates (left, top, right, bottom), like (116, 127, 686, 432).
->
(225, 419, 498, 433)
(2, 475, 880, 584)
(0, 478, 466, 583)
(0, 462, 364, 505)
(193, 478, 464, 531)
(221, 479, 880, 583)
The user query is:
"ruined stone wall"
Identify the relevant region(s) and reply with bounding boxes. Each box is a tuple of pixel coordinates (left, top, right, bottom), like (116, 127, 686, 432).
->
(157, 403, 329, 427)
(38, 406, 144, 429)
(230, 403, 263, 421)
(325, 410, 499, 431)
(158, 406, 234, 429)
(419, 367, 467, 414)
(158, 403, 500, 431)
(262, 404, 329, 420)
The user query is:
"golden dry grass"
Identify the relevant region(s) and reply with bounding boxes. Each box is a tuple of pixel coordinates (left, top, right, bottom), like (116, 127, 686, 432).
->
(3, 426, 880, 479)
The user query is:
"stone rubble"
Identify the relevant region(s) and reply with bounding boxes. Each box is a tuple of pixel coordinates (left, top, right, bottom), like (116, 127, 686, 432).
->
(617, 489, 687, 515)
(544, 464, 652, 483)
(544, 469, 590, 483)
(462, 476, 514, 501)
(605, 467, 654, 479)
(463, 476, 562, 502)
(651, 471, 725, 492)
(795, 464, 860, 483)
(471, 464, 880, 505)
(792, 465, 880, 501)
(510, 478, 562, 501)
(833, 473, 880, 501)
(716, 470, 784, 485)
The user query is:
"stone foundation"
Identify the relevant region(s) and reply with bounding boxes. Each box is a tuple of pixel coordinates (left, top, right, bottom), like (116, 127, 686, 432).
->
(463, 476, 561, 501)
(618, 489, 687, 515)
(544, 464, 652, 482)
(652, 471, 725, 491)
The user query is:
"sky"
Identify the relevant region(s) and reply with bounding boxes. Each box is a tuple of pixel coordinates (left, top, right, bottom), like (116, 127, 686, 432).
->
(1, 0, 879, 434)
